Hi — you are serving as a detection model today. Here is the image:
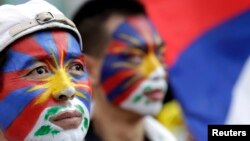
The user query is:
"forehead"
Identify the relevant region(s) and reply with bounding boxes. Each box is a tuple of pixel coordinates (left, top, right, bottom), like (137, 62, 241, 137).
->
(0, 30, 82, 72)
(9, 30, 81, 59)
(111, 16, 163, 48)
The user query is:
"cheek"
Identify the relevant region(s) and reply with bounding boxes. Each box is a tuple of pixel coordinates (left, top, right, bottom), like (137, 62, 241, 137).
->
(3, 99, 58, 141)
(74, 79, 92, 112)
(0, 70, 42, 99)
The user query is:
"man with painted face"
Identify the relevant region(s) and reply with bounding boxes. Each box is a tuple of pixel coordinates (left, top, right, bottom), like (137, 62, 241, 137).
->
(0, 0, 92, 141)
(73, 0, 176, 141)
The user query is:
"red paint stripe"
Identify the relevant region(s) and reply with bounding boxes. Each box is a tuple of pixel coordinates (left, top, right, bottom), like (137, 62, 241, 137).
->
(51, 31, 68, 67)
(102, 69, 136, 94)
(76, 86, 92, 95)
(108, 41, 128, 54)
(5, 98, 59, 141)
(0, 70, 35, 100)
(11, 35, 51, 62)
(141, 0, 250, 66)
(129, 17, 155, 50)
(113, 78, 144, 105)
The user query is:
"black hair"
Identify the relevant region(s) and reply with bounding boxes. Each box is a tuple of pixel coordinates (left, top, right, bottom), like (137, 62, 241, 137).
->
(72, 0, 146, 59)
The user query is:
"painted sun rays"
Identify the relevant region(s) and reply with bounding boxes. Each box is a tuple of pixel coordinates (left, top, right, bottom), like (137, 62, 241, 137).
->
(101, 17, 163, 103)
(0, 30, 90, 105)
(28, 49, 88, 105)
(27, 30, 90, 105)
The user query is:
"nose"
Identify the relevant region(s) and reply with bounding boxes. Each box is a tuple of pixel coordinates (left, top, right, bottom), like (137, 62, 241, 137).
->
(149, 67, 166, 81)
(53, 86, 76, 101)
(139, 53, 161, 77)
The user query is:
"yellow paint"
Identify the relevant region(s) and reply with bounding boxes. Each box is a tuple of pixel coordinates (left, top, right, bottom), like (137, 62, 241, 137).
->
(139, 53, 161, 77)
(73, 84, 90, 89)
(119, 33, 161, 78)
(28, 50, 89, 105)
(50, 48, 60, 68)
(75, 91, 86, 99)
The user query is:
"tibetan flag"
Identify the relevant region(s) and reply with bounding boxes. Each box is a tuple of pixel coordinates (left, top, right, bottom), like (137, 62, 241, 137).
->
(142, 0, 250, 140)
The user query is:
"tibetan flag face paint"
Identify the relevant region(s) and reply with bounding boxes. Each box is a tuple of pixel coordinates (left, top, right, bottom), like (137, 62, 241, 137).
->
(0, 30, 92, 141)
(101, 16, 167, 115)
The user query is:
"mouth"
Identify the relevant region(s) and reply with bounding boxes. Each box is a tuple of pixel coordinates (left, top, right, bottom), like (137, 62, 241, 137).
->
(49, 110, 82, 130)
(144, 89, 164, 101)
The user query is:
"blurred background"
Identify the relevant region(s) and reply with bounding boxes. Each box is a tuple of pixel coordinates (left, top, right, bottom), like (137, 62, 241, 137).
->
(0, 0, 85, 18)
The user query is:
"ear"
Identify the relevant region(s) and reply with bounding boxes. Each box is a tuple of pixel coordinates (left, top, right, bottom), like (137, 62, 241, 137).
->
(84, 54, 102, 86)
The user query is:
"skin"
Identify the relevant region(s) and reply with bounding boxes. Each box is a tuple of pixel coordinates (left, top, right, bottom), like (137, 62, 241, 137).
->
(0, 30, 92, 141)
(0, 130, 7, 141)
(85, 14, 167, 141)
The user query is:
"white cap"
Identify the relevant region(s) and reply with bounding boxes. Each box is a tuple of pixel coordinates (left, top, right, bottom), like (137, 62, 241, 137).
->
(0, 0, 83, 52)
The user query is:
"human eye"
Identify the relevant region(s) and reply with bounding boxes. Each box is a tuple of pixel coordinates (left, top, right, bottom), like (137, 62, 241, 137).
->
(68, 62, 85, 76)
(127, 48, 145, 65)
(128, 54, 144, 65)
(156, 46, 166, 64)
(25, 64, 51, 80)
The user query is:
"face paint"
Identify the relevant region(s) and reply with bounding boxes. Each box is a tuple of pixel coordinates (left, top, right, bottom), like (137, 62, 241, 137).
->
(0, 30, 92, 141)
(101, 16, 167, 115)
(25, 99, 89, 141)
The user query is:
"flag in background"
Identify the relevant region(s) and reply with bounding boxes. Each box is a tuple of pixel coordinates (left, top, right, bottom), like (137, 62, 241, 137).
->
(141, 0, 250, 140)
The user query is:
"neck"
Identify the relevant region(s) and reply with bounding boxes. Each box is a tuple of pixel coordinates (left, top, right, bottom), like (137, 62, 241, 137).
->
(0, 130, 6, 141)
(92, 85, 145, 141)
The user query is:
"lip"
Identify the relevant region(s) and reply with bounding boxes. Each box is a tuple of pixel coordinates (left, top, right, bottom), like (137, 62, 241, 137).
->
(49, 110, 82, 130)
(144, 89, 164, 101)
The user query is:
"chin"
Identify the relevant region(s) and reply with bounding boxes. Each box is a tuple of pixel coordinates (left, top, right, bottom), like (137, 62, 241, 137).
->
(122, 101, 163, 116)
(25, 129, 85, 141)
(24, 99, 89, 141)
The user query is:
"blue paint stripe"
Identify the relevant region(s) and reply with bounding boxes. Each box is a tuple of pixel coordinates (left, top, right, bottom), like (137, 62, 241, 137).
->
(106, 76, 134, 101)
(0, 50, 36, 72)
(65, 33, 82, 61)
(77, 90, 91, 112)
(113, 22, 145, 47)
(34, 31, 59, 63)
(101, 54, 128, 82)
(0, 87, 44, 130)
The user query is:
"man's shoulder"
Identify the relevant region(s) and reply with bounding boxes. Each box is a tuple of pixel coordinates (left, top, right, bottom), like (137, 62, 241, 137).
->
(144, 116, 177, 141)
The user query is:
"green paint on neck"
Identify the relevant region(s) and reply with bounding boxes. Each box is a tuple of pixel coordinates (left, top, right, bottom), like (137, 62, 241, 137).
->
(45, 106, 66, 120)
(133, 95, 143, 103)
(84, 117, 89, 129)
(34, 125, 52, 136)
(76, 104, 84, 114)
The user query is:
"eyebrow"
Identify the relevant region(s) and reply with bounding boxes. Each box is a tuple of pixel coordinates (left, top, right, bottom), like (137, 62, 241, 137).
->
(65, 53, 83, 59)
(130, 41, 165, 52)
(20, 55, 52, 69)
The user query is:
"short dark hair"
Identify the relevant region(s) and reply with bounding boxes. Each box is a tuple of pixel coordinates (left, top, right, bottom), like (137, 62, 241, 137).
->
(0, 48, 8, 91)
(72, 0, 146, 59)
(0, 47, 8, 68)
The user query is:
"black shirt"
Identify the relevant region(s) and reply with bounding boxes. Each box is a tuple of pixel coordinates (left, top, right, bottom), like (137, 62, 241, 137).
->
(85, 122, 150, 141)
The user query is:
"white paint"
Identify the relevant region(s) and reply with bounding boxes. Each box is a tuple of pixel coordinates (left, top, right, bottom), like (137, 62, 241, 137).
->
(121, 67, 167, 116)
(25, 98, 90, 141)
